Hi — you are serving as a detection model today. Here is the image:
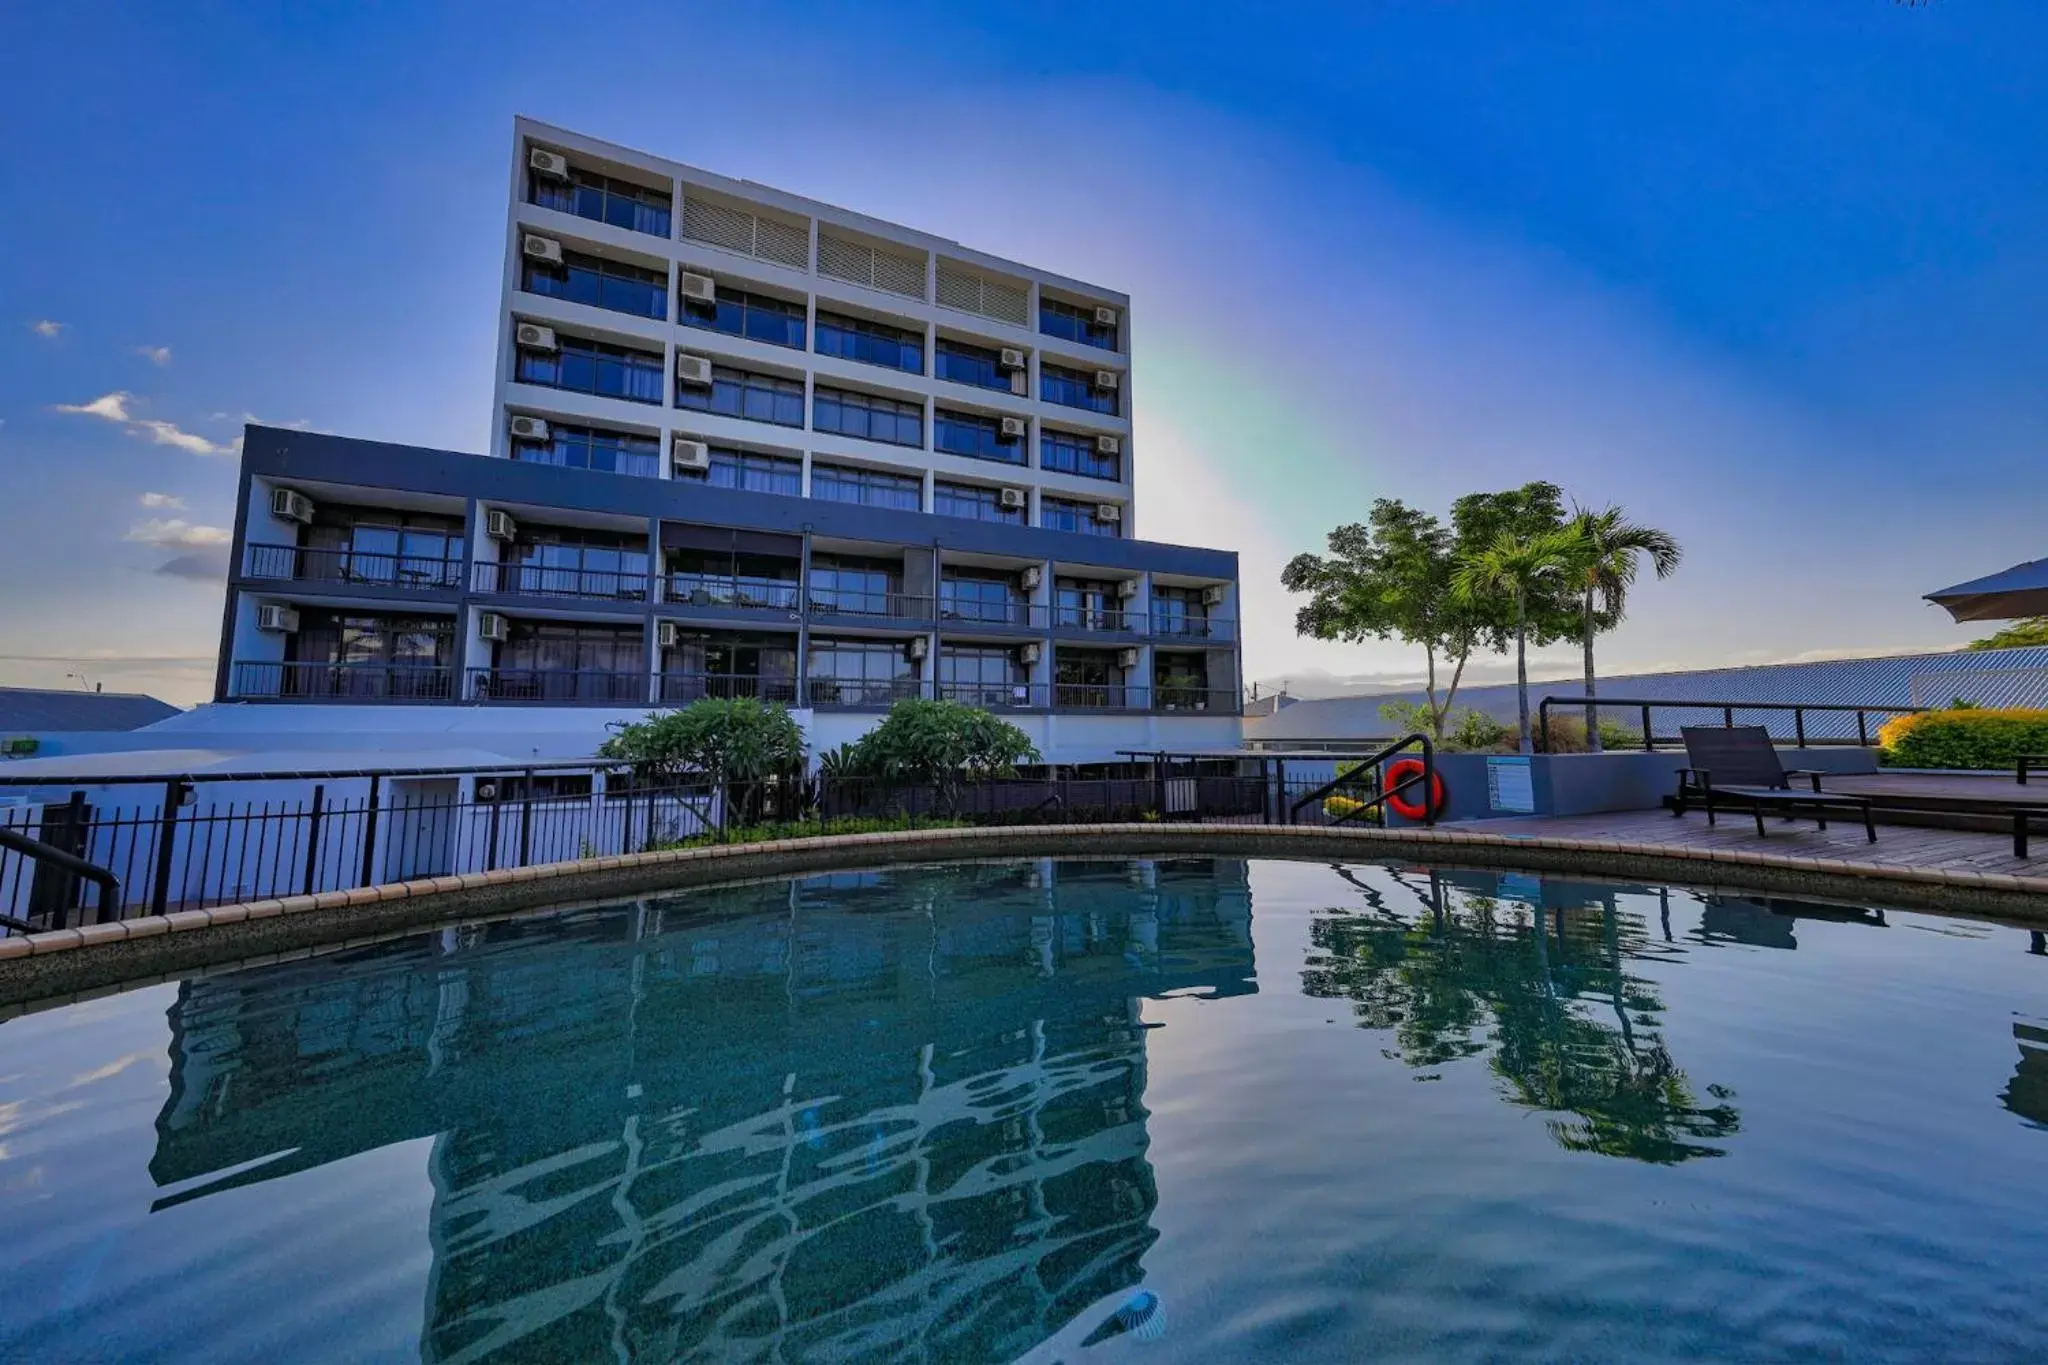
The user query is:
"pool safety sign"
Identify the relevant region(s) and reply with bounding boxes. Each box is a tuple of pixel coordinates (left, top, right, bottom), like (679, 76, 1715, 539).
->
(1486, 756, 1536, 813)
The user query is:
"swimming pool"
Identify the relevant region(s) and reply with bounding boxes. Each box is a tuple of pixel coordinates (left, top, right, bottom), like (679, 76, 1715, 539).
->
(0, 857, 2042, 1361)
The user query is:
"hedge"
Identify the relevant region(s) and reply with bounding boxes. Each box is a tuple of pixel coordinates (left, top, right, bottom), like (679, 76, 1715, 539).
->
(1876, 708, 2048, 770)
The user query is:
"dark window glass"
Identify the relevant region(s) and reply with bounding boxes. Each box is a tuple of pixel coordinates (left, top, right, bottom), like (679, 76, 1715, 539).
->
(1041, 362, 1118, 415)
(1055, 578, 1127, 630)
(1039, 297, 1119, 350)
(1039, 428, 1120, 481)
(296, 506, 465, 588)
(674, 365, 805, 427)
(1043, 497, 1122, 538)
(530, 166, 671, 238)
(289, 612, 455, 667)
(502, 527, 651, 599)
(933, 481, 1024, 525)
(495, 621, 644, 673)
(665, 633, 797, 681)
(934, 408, 1026, 464)
(936, 337, 1024, 394)
(806, 637, 918, 705)
(939, 647, 1024, 687)
(681, 286, 806, 349)
(815, 310, 924, 373)
(940, 575, 1022, 624)
(1149, 586, 1212, 639)
(811, 462, 922, 511)
(511, 423, 661, 479)
(516, 335, 665, 404)
(666, 552, 801, 611)
(522, 249, 668, 320)
(812, 386, 924, 448)
(672, 445, 803, 496)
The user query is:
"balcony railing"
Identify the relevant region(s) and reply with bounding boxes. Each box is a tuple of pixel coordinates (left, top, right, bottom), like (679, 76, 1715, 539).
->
(938, 599, 1045, 629)
(1049, 684, 1240, 712)
(232, 660, 455, 701)
(807, 590, 935, 621)
(659, 672, 799, 705)
(244, 544, 465, 592)
(1151, 686, 1241, 714)
(806, 678, 929, 709)
(936, 681, 1047, 710)
(665, 573, 801, 612)
(473, 561, 651, 603)
(1053, 607, 1140, 635)
(1150, 615, 1235, 642)
(1053, 682, 1141, 710)
(466, 668, 650, 705)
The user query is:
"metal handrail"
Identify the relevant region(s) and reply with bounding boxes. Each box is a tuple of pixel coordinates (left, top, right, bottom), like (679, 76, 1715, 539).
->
(1536, 696, 1930, 751)
(1288, 733, 1436, 826)
(0, 826, 119, 928)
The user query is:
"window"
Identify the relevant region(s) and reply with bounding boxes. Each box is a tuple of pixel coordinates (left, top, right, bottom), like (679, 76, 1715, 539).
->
(1055, 650, 1128, 708)
(936, 337, 1024, 394)
(664, 634, 797, 699)
(1039, 297, 1118, 351)
(1042, 497, 1122, 538)
(1055, 577, 1128, 631)
(809, 556, 908, 616)
(807, 637, 918, 706)
(511, 423, 661, 479)
(530, 166, 672, 238)
(521, 249, 667, 320)
(672, 444, 803, 496)
(939, 646, 1028, 706)
(681, 286, 805, 349)
(282, 611, 455, 699)
(815, 309, 924, 374)
(1150, 586, 1213, 639)
(294, 506, 465, 589)
(813, 386, 923, 448)
(1040, 428, 1120, 481)
(674, 364, 805, 427)
(934, 408, 1025, 464)
(933, 481, 1024, 525)
(490, 622, 646, 701)
(940, 574, 1023, 625)
(478, 773, 594, 802)
(1153, 654, 1213, 709)
(502, 528, 651, 600)
(666, 551, 800, 611)
(1041, 362, 1118, 415)
(516, 335, 664, 404)
(811, 462, 922, 512)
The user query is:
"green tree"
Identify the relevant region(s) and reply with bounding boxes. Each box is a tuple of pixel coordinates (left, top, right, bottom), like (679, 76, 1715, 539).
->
(598, 697, 806, 784)
(837, 697, 1040, 813)
(1563, 506, 1682, 752)
(1454, 527, 1583, 753)
(1969, 617, 2048, 651)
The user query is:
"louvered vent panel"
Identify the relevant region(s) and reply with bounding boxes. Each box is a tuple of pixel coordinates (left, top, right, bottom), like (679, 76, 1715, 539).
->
(936, 261, 1029, 325)
(818, 230, 925, 299)
(682, 197, 754, 254)
(935, 265, 979, 312)
(755, 217, 810, 269)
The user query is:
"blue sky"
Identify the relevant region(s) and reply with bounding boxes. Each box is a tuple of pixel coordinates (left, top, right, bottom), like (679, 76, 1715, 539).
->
(2, 2, 2043, 703)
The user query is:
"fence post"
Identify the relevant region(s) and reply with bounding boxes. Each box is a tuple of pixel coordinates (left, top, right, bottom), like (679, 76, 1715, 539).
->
(359, 774, 383, 888)
(1275, 760, 1287, 825)
(1422, 739, 1437, 828)
(620, 783, 636, 857)
(1722, 706, 1734, 729)
(301, 785, 325, 896)
(1794, 708, 1807, 748)
(518, 768, 535, 867)
(1641, 705, 1653, 751)
(149, 779, 183, 916)
(483, 787, 502, 872)
(1857, 711, 1870, 748)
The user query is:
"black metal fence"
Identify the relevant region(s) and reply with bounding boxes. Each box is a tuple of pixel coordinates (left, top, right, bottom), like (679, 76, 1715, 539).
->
(1536, 696, 1928, 749)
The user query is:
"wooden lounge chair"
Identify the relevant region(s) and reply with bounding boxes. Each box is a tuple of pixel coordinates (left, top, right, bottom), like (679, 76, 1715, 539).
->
(1674, 725, 1876, 842)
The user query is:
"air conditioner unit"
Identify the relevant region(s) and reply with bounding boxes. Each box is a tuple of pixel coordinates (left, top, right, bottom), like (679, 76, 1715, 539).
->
(522, 233, 563, 266)
(256, 604, 299, 634)
(1017, 642, 1042, 666)
(1019, 564, 1042, 591)
(999, 487, 1027, 510)
(485, 509, 518, 541)
(671, 437, 711, 472)
(1093, 305, 1119, 327)
(508, 414, 550, 443)
(678, 271, 717, 304)
(515, 322, 557, 351)
(1116, 577, 1139, 600)
(999, 347, 1026, 370)
(999, 416, 1027, 439)
(270, 488, 314, 524)
(1097, 503, 1124, 524)
(907, 636, 928, 661)
(1117, 647, 1141, 670)
(478, 612, 511, 643)
(675, 353, 714, 387)
(1093, 369, 1121, 391)
(529, 148, 570, 180)
(657, 621, 680, 649)
(1095, 434, 1121, 455)
(1202, 584, 1228, 607)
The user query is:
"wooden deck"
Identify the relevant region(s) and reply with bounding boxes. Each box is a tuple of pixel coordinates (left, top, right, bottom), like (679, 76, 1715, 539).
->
(1449, 806, 2045, 882)
(1824, 771, 2048, 809)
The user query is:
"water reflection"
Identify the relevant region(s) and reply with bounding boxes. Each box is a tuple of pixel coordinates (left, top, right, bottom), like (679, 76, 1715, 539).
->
(2006, 1022, 2048, 1129)
(149, 859, 1254, 1363)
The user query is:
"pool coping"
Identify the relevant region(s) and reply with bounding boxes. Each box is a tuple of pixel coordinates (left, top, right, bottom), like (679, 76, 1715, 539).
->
(2, 823, 2043, 1007)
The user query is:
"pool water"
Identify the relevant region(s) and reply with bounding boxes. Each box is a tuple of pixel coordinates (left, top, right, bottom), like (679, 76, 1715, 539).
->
(1, 858, 2044, 1362)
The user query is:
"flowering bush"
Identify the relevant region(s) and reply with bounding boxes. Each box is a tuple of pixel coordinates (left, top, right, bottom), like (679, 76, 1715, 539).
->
(1877, 707, 2048, 770)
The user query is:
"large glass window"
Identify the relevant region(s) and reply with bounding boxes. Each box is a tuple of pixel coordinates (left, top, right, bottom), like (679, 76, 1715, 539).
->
(1054, 650, 1127, 708)
(530, 166, 672, 238)
(1150, 585, 1213, 639)
(1153, 653, 1212, 709)
(938, 646, 1029, 706)
(940, 574, 1024, 625)
(511, 423, 661, 479)
(1039, 297, 1118, 351)
(521, 249, 667, 320)
(1042, 497, 1122, 538)
(808, 556, 906, 616)
(936, 337, 1024, 394)
(681, 286, 805, 349)
(674, 364, 805, 427)
(933, 481, 1024, 525)
(663, 633, 797, 701)
(666, 551, 800, 611)
(516, 335, 664, 405)
(813, 386, 923, 448)
(488, 621, 647, 701)
(934, 408, 1025, 464)
(501, 528, 650, 600)
(815, 310, 924, 374)
(672, 445, 803, 496)
(807, 637, 918, 706)
(810, 462, 922, 511)
(1054, 577, 1128, 632)
(1041, 362, 1118, 415)
(283, 611, 455, 698)
(292, 506, 465, 589)
(1040, 428, 1120, 481)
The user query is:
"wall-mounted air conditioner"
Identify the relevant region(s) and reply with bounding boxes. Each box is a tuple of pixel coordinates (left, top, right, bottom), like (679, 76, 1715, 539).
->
(672, 437, 711, 472)
(1093, 305, 1119, 327)
(1018, 642, 1042, 665)
(657, 621, 679, 649)
(529, 148, 570, 180)
(1019, 564, 1042, 591)
(256, 604, 299, 633)
(515, 322, 557, 352)
(907, 636, 928, 661)
(485, 509, 517, 541)
(1202, 584, 1228, 607)
(676, 354, 714, 387)
(522, 234, 563, 266)
(1117, 647, 1141, 670)
(1116, 577, 1139, 600)
(478, 612, 510, 643)
(999, 416, 1027, 439)
(679, 271, 717, 303)
(1092, 369, 1120, 391)
(1097, 503, 1123, 524)
(270, 488, 314, 524)
(1095, 434, 1121, 455)
(999, 487, 1026, 510)
(999, 347, 1026, 370)
(508, 415, 550, 443)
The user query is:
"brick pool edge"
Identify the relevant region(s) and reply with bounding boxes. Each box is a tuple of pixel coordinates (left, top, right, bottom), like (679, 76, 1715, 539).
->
(3, 823, 2044, 1008)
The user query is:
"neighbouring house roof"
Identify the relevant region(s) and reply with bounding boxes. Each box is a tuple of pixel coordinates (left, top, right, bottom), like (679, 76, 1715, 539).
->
(0, 687, 182, 734)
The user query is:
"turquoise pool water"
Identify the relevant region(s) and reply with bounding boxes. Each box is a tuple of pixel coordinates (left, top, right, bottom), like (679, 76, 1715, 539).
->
(0, 858, 2043, 1362)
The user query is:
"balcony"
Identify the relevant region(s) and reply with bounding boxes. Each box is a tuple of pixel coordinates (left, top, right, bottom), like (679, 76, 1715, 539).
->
(806, 588, 936, 623)
(244, 544, 464, 592)
(1052, 605, 1142, 637)
(466, 668, 650, 705)
(1053, 682, 1142, 711)
(231, 660, 455, 702)
(1150, 614, 1236, 642)
(474, 561, 651, 603)
(938, 597, 1045, 630)
(936, 681, 1046, 710)
(806, 677, 928, 710)
(1150, 686, 1241, 715)
(664, 572, 800, 613)
(659, 672, 799, 705)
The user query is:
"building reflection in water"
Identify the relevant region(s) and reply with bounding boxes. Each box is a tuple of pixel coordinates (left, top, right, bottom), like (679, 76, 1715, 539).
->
(146, 858, 1254, 1363)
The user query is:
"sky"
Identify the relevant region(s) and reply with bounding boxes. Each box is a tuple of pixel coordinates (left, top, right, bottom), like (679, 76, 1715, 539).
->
(1, 2, 2043, 706)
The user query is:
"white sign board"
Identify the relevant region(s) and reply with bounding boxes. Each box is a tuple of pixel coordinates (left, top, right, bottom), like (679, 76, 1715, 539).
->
(1486, 756, 1536, 814)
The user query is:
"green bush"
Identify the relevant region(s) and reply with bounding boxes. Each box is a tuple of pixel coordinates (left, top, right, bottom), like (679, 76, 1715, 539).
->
(599, 697, 805, 782)
(1532, 712, 1644, 753)
(1877, 708, 2048, 770)
(650, 813, 967, 852)
(829, 698, 1039, 809)
(1445, 707, 1511, 752)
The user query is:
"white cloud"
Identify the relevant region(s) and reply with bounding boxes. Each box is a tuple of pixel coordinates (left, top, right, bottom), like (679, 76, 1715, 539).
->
(125, 518, 231, 551)
(29, 319, 64, 338)
(136, 345, 172, 366)
(138, 492, 188, 510)
(52, 390, 238, 456)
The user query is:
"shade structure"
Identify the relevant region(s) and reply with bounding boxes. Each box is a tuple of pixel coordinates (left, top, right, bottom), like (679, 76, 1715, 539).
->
(1926, 558, 2048, 623)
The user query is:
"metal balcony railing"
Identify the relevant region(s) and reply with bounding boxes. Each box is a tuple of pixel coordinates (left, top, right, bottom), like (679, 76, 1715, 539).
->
(936, 681, 1048, 709)
(244, 544, 465, 592)
(665, 572, 801, 612)
(473, 561, 651, 603)
(806, 678, 929, 709)
(659, 672, 800, 705)
(807, 590, 936, 621)
(1052, 607, 1141, 635)
(1053, 682, 1141, 710)
(937, 599, 1046, 629)
(232, 660, 456, 701)
(1151, 687, 1240, 714)
(1149, 615, 1236, 642)
(466, 668, 650, 705)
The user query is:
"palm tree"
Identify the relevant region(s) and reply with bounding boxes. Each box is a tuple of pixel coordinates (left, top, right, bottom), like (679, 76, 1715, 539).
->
(1565, 507, 1681, 752)
(1454, 528, 1580, 754)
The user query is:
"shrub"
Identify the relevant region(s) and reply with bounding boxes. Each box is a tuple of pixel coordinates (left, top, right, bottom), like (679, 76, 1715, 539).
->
(1877, 708, 2048, 770)
(1444, 707, 1511, 752)
(1323, 793, 1377, 823)
(599, 697, 805, 783)
(1532, 713, 1644, 753)
(831, 697, 1040, 812)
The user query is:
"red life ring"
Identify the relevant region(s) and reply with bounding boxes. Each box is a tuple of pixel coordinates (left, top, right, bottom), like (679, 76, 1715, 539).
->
(1383, 758, 1447, 821)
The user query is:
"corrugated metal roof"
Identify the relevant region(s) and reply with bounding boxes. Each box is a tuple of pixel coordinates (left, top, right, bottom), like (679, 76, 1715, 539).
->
(0, 687, 183, 733)
(1246, 646, 2048, 744)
